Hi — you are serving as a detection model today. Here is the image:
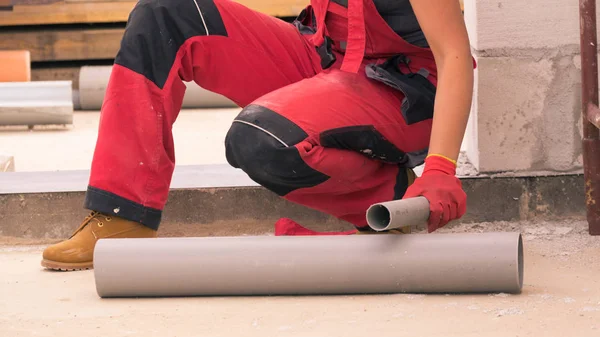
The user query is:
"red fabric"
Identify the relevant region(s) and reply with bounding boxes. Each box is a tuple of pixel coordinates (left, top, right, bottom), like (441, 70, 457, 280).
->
(89, 0, 321, 209)
(340, 0, 365, 73)
(310, 0, 440, 82)
(275, 218, 357, 236)
(403, 155, 467, 233)
(252, 68, 432, 227)
(89, 0, 454, 230)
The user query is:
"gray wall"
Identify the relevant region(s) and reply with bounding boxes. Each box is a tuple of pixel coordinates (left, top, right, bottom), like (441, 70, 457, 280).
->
(463, 0, 590, 174)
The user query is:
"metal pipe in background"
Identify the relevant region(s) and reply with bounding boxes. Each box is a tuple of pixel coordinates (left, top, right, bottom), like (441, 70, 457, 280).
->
(77, 66, 238, 110)
(579, 0, 600, 235)
(94, 233, 524, 297)
(366, 196, 430, 231)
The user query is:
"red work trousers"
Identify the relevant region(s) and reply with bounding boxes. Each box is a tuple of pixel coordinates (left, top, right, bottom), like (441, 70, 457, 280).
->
(85, 0, 433, 230)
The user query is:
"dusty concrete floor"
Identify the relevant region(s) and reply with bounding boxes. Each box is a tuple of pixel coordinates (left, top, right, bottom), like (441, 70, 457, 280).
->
(1, 219, 599, 337)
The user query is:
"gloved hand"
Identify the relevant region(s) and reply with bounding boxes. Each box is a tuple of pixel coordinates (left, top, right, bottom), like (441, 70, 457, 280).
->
(403, 154, 466, 233)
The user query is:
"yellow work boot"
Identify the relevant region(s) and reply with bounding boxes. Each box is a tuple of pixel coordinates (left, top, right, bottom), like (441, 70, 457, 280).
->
(356, 167, 417, 235)
(41, 211, 157, 271)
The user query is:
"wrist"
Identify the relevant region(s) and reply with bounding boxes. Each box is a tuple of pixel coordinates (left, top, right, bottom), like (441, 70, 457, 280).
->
(422, 154, 457, 176)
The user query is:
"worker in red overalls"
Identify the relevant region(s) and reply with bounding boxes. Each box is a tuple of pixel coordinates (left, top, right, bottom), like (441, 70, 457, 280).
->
(41, 0, 474, 271)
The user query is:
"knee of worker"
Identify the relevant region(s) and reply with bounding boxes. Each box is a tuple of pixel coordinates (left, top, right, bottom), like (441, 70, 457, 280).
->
(125, 0, 225, 33)
(225, 105, 329, 196)
(115, 0, 227, 87)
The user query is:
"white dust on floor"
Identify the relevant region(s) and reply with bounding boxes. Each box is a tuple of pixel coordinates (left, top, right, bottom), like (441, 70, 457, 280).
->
(1, 219, 600, 336)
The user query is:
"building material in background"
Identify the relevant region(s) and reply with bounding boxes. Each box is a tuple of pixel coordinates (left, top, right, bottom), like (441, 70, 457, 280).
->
(578, 0, 600, 235)
(0, 50, 30, 82)
(78, 65, 237, 110)
(94, 232, 524, 297)
(0, 28, 124, 62)
(0, 1, 137, 26)
(0, 0, 11, 11)
(0, 0, 303, 27)
(31, 66, 80, 89)
(0, 154, 15, 172)
(0, 81, 73, 126)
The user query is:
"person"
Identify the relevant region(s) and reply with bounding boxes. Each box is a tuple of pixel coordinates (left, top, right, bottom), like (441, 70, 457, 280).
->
(41, 0, 474, 271)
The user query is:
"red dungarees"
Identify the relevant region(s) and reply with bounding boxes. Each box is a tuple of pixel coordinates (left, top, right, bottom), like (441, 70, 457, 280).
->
(87, 0, 443, 229)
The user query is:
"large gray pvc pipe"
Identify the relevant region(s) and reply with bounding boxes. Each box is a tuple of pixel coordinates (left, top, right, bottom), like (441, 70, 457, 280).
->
(366, 196, 431, 231)
(94, 232, 524, 297)
(78, 66, 238, 110)
(0, 81, 73, 126)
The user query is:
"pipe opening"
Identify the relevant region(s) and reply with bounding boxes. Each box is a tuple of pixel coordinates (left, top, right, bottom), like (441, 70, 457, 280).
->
(366, 204, 391, 231)
(517, 234, 524, 292)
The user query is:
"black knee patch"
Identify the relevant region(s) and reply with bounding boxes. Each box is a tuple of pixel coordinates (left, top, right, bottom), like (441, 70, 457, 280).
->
(115, 0, 228, 89)
(225, 104, 329, 196)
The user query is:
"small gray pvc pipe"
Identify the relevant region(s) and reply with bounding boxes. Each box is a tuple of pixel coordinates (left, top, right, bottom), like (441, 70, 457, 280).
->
(78, 66, 238, 110)
(94, 233, 524, 297)
(366, 196, 430, 231)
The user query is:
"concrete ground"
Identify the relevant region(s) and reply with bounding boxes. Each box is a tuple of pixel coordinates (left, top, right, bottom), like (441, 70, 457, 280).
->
(1, 219, 599, 337)
(0, 109, 479, 176)
(0, 109, 242, 172)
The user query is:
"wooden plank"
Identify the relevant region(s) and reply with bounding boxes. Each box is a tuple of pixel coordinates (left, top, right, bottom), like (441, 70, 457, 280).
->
(31, 66, 80, 89)
(0, 1, 136, 26)
(237, 0, 307, 17)
(64, 0, 134, 2)
(0, 0, 305, 26)
(0, 27, 124, 62)
(12, 0, 62, 5)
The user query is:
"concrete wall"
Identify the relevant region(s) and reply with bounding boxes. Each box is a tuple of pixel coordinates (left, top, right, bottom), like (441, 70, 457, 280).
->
(463, 0, 588, 174)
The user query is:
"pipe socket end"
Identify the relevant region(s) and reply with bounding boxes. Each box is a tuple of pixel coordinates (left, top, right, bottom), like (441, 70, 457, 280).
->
(517, 233, 524, 293)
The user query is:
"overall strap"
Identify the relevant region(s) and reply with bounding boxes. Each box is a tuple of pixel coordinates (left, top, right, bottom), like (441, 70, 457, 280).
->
(309, 0, 331, 47)
(340, 0, 365, 73)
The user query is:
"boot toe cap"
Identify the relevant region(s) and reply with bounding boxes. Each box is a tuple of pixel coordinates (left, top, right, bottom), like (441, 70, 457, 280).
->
(42, 240, 94, 264)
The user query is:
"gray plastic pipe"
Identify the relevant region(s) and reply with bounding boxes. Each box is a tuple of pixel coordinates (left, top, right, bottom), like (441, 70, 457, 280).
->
(0, 81, 73, 126)
(94, 232, 524, 297)
(78, 66, 238, 110)
(366, 196, 430, 231)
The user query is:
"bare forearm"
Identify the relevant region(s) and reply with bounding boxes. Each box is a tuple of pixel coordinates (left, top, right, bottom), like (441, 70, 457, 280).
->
(408, 0, 474, 163)
(428, 50, 474, 162)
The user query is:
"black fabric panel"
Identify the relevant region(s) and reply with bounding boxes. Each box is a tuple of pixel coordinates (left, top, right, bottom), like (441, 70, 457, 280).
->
(365, 55, 436, 125)
(115, 0, 228, 89)
(225, 106, 330, 196)
(319, 125, 409, 165)
(84, 186, 162, 230)
(233, 104, 309, 146)
(393, 166, 410, 200)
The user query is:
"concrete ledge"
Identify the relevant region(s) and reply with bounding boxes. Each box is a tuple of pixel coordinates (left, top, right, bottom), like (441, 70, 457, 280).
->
(0, 164, 257, 194)
(0, 166, 587, 239)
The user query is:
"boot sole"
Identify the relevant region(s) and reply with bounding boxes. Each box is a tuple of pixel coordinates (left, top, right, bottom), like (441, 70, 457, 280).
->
(41, 259, 93, 271)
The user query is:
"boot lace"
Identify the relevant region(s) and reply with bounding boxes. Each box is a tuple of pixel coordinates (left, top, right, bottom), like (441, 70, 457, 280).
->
(69, 211, 110, 239)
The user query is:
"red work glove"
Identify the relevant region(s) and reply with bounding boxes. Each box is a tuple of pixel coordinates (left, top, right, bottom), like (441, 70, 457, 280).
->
(403, 154, 467, 233)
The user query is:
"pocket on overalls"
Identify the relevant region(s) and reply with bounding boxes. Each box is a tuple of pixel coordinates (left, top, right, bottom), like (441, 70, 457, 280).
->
(365, 55, 436, 125)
